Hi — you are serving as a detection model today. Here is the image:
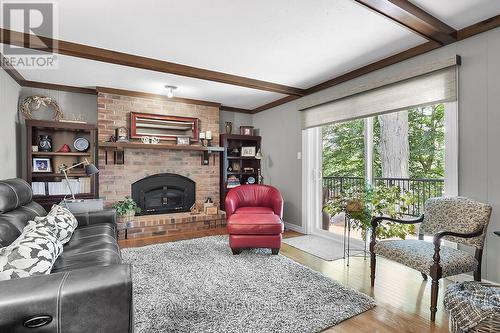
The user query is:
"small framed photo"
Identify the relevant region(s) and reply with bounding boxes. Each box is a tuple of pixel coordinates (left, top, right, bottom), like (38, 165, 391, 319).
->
(239, 126, 254, 136)
(33, 158, 52, 173)
(241, 146, 256, 157)
(176, 136, 190, 145)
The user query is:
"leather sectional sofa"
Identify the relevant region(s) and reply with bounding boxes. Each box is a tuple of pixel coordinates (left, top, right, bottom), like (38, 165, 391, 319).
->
(0, 178, 133, 332)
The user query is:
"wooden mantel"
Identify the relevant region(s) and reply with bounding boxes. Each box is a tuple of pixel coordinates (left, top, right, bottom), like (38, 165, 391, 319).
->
(99, 141, 224, 152)
(99, 141, 224, 165)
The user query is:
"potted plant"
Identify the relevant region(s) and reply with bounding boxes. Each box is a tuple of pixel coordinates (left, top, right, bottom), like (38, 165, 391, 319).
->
(112, 197, 141, 219)
(324, 183, 416, 240)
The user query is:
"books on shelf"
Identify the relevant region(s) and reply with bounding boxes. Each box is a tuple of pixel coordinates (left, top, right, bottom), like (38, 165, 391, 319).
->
(32, 182, 46, 195)
(32, 178, 91, 196)
(227, 176, 241, 189)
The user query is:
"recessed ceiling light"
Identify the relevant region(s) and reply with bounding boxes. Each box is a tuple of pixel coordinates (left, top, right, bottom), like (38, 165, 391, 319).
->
(165, 85, 178, 98)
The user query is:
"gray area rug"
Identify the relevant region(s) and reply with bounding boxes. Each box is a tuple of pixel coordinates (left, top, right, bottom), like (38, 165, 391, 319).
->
(122, 235, 375, 333)
(283, 235, 360, 261)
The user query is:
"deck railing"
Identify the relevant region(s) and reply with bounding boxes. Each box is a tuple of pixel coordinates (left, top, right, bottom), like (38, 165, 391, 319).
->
(322, 176, 444, 216)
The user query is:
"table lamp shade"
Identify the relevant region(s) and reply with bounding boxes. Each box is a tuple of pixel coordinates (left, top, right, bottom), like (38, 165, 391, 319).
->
(85, 163, 99, 176)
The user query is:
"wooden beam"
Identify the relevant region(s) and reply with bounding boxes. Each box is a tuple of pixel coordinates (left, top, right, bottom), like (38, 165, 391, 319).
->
(0, 28, 306, 96)
(219, 106, 253, 114)
(457, 15, 500, 40)
(21, 80, 96, 95)
(305, 41, 440, 95)
(251, 95, 301, 114)
(96, 86, 221, 108)
(251, 14, 500, 114)
(354, 0, 457, 45)
(0, 52, 24, 84)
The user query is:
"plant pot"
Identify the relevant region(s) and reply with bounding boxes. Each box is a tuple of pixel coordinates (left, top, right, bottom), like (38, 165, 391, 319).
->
(117, 210, 136, 223)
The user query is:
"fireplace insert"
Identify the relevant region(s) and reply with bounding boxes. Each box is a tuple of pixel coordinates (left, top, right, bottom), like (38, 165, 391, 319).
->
(131, 173, 195, 215)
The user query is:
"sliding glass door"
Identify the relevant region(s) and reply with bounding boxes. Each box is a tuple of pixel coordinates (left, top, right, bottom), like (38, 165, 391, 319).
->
(304, 102, 457, 241)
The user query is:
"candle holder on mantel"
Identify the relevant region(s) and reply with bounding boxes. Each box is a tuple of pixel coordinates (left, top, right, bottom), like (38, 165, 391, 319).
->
(199, 131, 213, 147)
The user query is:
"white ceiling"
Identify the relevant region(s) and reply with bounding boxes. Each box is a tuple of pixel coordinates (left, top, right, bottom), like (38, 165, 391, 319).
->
(411, 0, 500, 29)
(3, 0, 499, 108)
(12, 53, 286, 109)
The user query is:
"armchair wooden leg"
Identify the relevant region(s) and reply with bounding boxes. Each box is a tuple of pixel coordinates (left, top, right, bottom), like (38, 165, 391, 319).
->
(370, 253, 376, 287)
(430, 278, 439, 322)
(474, 269, 481, 282)
(474, 248, 483, 282)
(271, 248, 279, 255)
(421, 273, 428, 280)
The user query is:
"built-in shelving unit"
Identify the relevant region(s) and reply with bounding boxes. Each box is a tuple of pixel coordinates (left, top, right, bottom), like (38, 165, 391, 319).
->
(26, 119, 98, 211)
(219, 134, 261, 210)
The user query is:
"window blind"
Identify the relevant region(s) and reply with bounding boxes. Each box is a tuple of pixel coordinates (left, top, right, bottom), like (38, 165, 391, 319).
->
(301, 57, 458, 129)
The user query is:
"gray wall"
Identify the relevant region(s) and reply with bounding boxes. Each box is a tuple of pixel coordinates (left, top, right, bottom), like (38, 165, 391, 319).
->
(0, 70, 21, 179)
(18, 87, 97, 179)
(19, 87, 97, 124)
(219, 110, 253, 135)
(251, 27, 500, 283)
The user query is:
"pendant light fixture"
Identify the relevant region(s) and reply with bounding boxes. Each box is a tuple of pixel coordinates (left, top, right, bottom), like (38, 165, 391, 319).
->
(165, 85, 178, 98)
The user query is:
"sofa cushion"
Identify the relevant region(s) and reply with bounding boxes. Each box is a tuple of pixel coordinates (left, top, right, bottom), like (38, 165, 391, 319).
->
(31, 204, 78, 245)
(51, 224, 121, 273)
(0, 201, 47, 247)
(235, 207, 274, 214)
(0, 179, 33, 213)
(0, 223, 63, 281)
(227, 213, 283, 235)
(51, 241, 121, 273)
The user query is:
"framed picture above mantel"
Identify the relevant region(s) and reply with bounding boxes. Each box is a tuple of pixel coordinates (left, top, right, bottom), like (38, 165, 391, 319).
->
(130, 112, 199, 142)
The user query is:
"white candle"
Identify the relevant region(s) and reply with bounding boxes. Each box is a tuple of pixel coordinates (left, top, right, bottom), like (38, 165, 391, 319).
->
(206, 131, 212, 140)
(199, 132, 206, 139)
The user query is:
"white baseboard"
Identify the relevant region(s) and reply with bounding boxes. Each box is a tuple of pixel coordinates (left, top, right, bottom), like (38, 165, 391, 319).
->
(447, 273, 497, 285)
(284, 222, 305, 234)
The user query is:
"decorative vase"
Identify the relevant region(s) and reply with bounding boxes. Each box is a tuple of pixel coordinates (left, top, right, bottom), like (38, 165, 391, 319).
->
(225, 122, 233, 134)
(38, 135, 52, 152)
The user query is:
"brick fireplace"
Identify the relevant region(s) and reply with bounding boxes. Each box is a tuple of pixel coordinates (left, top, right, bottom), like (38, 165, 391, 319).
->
(97, 90, 222, 239)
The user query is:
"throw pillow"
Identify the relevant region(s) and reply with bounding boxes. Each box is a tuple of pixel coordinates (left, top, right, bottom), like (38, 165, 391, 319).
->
(32, 204, 78, 245)
(0, 223, 63, 281)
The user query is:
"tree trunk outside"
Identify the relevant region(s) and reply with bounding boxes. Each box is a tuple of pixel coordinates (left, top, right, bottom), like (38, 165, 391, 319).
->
(378, 111, 409, 178)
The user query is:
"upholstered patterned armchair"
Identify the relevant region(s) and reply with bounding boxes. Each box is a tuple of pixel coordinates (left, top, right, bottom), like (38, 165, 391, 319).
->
(370, 197, 492, 322)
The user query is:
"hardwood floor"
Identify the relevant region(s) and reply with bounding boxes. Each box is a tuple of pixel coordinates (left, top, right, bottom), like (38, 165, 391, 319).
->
(120, 229, 449, 333)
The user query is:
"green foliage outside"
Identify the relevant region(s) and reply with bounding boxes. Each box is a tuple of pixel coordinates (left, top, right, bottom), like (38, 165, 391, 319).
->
(112, 196, 141, 216)
(321, 104, 444, 239)
(322, 104, 445, 179)
(324, 184, 416, 240)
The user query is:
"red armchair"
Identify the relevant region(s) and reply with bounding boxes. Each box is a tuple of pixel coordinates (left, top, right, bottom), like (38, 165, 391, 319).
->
(225, 185, 284, 255)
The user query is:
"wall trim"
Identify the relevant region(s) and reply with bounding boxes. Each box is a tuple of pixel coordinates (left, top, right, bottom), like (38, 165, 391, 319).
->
(284, 222, 305, 234)
(96, 86, 221, 108)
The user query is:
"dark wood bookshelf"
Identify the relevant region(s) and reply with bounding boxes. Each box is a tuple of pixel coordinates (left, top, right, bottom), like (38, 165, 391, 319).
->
(26, 119, 98, 211)
(219, 134, 261, 210)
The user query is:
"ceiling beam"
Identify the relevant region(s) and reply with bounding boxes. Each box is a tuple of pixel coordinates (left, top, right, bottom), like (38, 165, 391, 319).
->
(251, 14, 499, 114)
(0, 52, 24, 84)
(305, 41, 439, 95)
(354, 0, 457, 45)
(219, 106, 253, 114)
(96, 86, 221, 108)
(0, 28, 306, 96)
(22, 80, 97, 95)
(457, 14, 500, 40)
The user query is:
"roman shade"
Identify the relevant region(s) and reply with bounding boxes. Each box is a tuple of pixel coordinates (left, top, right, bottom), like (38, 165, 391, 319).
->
(301, 56, 459, 129)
